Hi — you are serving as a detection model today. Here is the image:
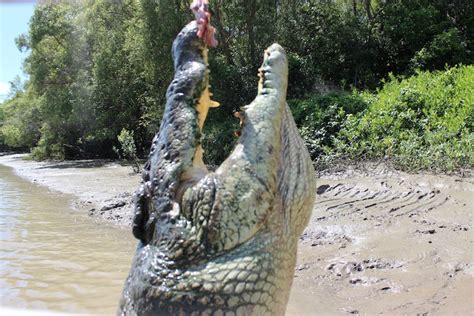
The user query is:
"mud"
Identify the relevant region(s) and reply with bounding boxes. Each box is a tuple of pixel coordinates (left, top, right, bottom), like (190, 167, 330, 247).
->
(287, 166, 473, 315)
(0, 154, 472, 315)
(0, 154, 138, 227)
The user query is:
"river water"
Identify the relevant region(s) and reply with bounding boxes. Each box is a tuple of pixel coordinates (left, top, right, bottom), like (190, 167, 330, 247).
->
(0, 165, 136, 314)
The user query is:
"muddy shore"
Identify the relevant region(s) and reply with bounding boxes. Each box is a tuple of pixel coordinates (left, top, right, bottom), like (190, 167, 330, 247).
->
(0, 154, 139, 227)
(1, 153, 472, 315)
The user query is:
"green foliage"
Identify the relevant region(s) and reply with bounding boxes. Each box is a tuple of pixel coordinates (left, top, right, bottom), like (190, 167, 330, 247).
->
(411, 28, 470, 70)
(0, 85, 40, 150)
(114, 129, 137, 161)
(374, 0, 473, 75)
(330, 65, 473, 172)
(114, 128, 140, 172)
(279, 2, 378, 93)
(289, 93, 368, 158)
(32, 123, 65, 160)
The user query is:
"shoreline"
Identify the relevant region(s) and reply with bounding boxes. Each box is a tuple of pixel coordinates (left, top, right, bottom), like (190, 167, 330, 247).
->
(0, 153, 139, 227)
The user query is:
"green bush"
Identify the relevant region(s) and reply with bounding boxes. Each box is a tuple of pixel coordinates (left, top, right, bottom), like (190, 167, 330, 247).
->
(0, 89, 40, 150)
(115, 129, 137, 160)
(31, 123, 65, 160)
(114, 128, 140, 172)
(410, 28, 470, 71)
(0, 125, 23, 148)
(331, 65, 473, 172)
(289, 92, 368, 159)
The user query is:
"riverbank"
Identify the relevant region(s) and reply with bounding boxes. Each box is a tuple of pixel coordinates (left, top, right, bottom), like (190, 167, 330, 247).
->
(0, 153, 139, 227)
(1, 153, 473, 315)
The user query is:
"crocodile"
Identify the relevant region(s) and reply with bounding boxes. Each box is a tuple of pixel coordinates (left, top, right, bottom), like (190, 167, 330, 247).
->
(119, 21, 316, 316)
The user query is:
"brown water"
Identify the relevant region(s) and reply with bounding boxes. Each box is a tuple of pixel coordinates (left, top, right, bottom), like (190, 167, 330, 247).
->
(0, 165, 136, 314)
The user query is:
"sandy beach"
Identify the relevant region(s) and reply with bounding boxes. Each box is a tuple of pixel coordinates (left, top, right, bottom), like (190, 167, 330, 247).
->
(1, 153, 473, 315)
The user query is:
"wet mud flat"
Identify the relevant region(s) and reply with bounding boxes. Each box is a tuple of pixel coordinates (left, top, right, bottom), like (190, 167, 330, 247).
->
(288, 165, 473, 315)
(0, 154, 138, 227)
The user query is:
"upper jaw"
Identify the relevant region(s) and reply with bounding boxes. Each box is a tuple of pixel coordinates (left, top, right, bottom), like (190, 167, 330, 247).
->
(257, 43, 288, 98)
(132, 21, 209, 243)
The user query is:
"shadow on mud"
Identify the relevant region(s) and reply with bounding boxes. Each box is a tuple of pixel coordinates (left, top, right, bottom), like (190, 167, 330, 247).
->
(37, 160, 113, 169)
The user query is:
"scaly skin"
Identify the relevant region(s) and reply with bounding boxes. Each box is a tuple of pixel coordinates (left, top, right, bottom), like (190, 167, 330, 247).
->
(119, 21, 316, 316)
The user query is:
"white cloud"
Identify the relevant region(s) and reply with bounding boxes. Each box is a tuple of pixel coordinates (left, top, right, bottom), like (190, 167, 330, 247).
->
(0, 81, 10, 95)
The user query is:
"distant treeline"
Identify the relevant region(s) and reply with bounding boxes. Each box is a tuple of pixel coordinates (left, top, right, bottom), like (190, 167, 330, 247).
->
(0, 0, 472, 169)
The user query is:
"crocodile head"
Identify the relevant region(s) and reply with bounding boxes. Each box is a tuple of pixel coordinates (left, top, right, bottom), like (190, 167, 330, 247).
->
(119, 21, 316, 316)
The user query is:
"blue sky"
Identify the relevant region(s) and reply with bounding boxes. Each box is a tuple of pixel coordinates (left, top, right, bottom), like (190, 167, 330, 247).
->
(0, 1, 36, 101)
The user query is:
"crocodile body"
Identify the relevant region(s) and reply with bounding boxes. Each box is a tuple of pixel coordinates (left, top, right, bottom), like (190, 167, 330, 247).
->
(119, 21, 316, 315)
